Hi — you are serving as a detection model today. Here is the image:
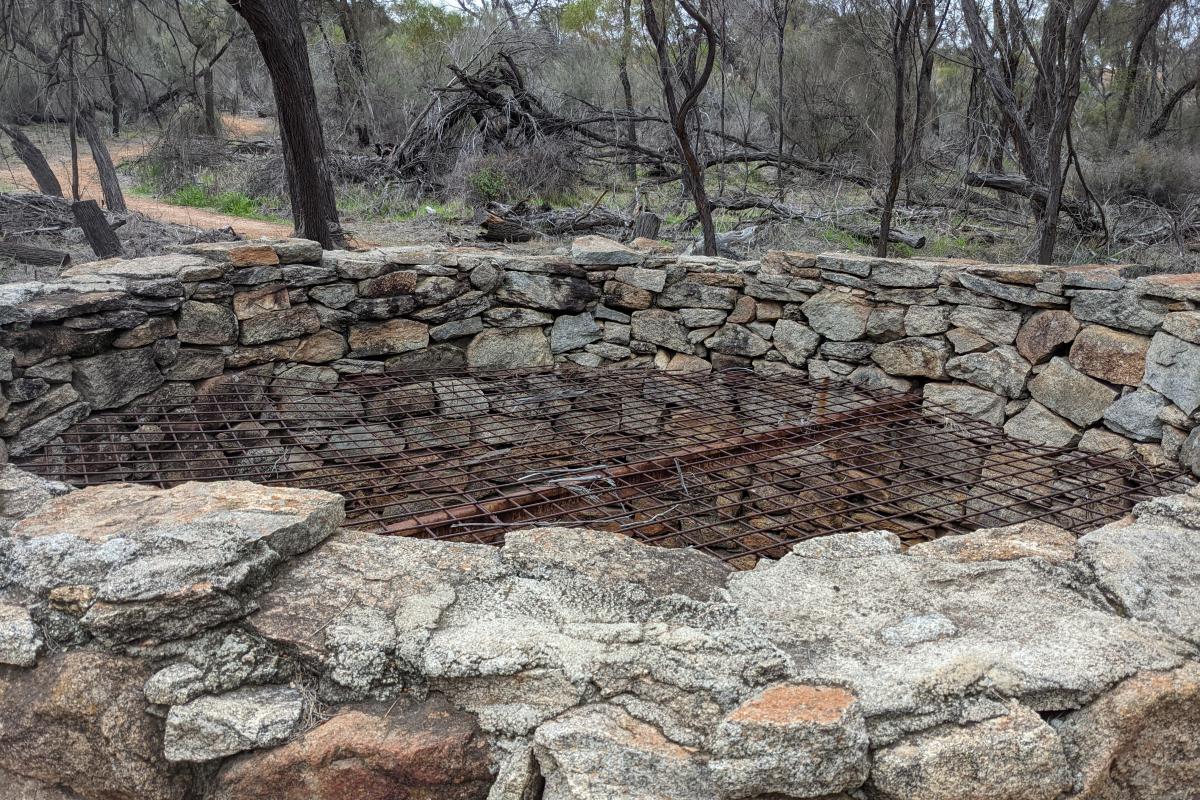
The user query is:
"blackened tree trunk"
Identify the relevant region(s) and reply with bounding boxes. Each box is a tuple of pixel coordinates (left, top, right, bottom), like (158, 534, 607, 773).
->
(72, 200, 123, 258)
(618, 0, 638, 184)
(227, 0, 343, 248)
(0, 124, 63, 196)
(76, 107, 126, 212)
(878, 0, 919, 257)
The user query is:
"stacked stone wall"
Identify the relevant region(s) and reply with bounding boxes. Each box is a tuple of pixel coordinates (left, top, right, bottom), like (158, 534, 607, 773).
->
(1, 235, 1198, 474)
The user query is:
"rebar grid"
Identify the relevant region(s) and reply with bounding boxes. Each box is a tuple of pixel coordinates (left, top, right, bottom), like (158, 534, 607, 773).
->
(13, 366, 1192, 568)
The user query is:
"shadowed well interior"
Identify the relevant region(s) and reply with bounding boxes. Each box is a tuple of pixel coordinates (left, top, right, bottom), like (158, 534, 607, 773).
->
(13, 367, 1193, 569)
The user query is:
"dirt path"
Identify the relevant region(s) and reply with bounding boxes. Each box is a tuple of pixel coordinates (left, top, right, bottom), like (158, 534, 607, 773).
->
(2, 119, 294, 239)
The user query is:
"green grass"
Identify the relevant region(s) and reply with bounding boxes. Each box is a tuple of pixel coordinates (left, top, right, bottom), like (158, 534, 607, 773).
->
(143, 183, 280, 221)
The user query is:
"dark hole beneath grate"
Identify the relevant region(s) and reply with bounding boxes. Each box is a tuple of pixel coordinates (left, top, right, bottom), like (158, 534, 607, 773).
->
(13, 366, 1194, 569)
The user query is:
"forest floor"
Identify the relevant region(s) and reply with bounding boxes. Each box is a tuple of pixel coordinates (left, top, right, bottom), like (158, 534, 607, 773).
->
(0, 117, 292, 239)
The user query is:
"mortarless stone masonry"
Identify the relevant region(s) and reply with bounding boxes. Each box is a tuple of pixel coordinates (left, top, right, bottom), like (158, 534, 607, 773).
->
(0, 466, 1197, 799)
(1, 237, 1198, 472)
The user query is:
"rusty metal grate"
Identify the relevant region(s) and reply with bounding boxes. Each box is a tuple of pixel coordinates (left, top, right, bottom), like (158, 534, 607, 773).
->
(13, 367, 1192, 568)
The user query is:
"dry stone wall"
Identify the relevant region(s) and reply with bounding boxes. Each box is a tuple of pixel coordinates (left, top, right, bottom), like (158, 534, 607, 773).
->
(0, 465, 1198, 800)
(2, 235, 1199, 474)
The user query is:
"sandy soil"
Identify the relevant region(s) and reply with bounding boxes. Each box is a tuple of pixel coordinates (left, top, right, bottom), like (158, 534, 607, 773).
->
(1, 117, 293, 239)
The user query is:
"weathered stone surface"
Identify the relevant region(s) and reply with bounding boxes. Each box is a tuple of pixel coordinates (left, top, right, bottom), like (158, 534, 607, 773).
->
(1069, 325, 1150, 386)
(5, 481, 344, 643)
(1057, 664, 1200, 800)
(1028, 357, 1118, 426)
(709, 683, 869, 798)
(614, 266, 667, 292)
(800, 291, 873, 341)
(71, 347, 163, 410)
(658, 281, 739, 310)
(946, 345, 1031, 398)
(6, 401, 91, 457)
(631, 309, 691, 352)
(1004, 401, 1080, 447)
(904, 305, 949, 336)
(1015, 309, 1080, 363)
(1079, 428, 1136, 458)
(358, 270, 419, 298)
(239, 306, 321, 346)
(948, 305, 1021, 345)
(704, 324, 770, 357)
(466, 326, 553, 369)
(1079, 491, 1200, 645)
(922, 382, 1005, 426)
(164, 686, 303, 762)
(0, 650, 187, 799)
(177, 301, 239, 344)
(496, 271, 596, 312)
(484, 306, 554, 328)
(602, 280, 653, 310)
(571, 235, 641, 266)
(0, 465, 72, 534)
(1162, 310, 1200, 344)
(307, 282, 357, 309)
(232, 286, 290, 319)
(908, 521, 1076, 564)
(680, 308, 728, 327)
(164, 347, 224, 379)
(348, 319, 430, 357)
(873, 259, 943, 287)
(213, 698, 492, 800)
(867, 704, 1072, 800)
(0, 383, 81, 436)
(1071, 289, 1167, 335)
(958, 272, 1065, 307)
(0, 603, 42, 666)
(1143, 332, 1200, 415)
(550, 312, 602, 353)
(871, 336, 950, 378)
(1103, 388, 1168, 442)
(771, 319, 820, 367)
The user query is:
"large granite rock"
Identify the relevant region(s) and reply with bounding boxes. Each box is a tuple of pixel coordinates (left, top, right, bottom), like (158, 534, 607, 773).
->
(945, 345, 1031, 398)
(871, 336, 950, 378)
(71, 347, 164, 410)
(1069, 325, 1150, 386)
(1015, 309, 1080, 363)
(163, 686, 303, 762)
(867, 704, 1071, 800)
(2, 481, 344, 644)
(570, 235, 641, 266)
(213, 698, 493, 800)
(800, 291, 873, 341)
(1143, 332, 1200, 415)
(631, 309, 691, 352)
(466, 326, 553, 369)
(0, 650, 188, 800)
(0, 465, 72, 534)
(1027, 357, 1118, 426)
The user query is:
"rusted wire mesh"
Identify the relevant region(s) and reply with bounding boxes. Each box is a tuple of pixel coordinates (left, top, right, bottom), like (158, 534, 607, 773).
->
(13, 366, 1192, 568)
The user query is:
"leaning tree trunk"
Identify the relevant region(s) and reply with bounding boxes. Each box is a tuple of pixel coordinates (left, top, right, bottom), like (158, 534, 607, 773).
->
(0, 124, 63, 197)
(227, 0, 343, 248)
(76, 107, 126, 212)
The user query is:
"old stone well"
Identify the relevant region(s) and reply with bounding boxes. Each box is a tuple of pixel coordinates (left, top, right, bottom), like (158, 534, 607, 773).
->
(1, 235, 1199, 800)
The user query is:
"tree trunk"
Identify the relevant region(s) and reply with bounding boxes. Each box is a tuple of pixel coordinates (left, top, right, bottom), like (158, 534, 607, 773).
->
(618, 0, 638, 184)
(0, 124, 63, 196)
(1146, 74, 1198, 139)
(76, 107, 126, 212)
(643, 0, 718, 256)
(1107, 0, 1171, 147)
(632, 211, 662, 240)
(878, 0, 918, 257)
(228, 0, 342, 248)
(72, 200, 123, 258)
(99, 21, 121, 136)
(203, 69, 218, 136)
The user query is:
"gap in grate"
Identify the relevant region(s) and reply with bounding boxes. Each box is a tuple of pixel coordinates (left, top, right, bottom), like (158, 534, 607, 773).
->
(13, 366, 1193, 569)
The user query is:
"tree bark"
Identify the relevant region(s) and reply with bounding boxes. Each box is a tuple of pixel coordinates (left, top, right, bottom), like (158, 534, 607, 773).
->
(76, 107, 126, 212)
(878, 0, 919, 257)
(0, 124, 63, 197)
(72, 200, 123, 258)
(228, 0, 343, 248)
(99, 20, 121, 136)
(1146, 73, 1198, 139)
(618, 0, 638, 184)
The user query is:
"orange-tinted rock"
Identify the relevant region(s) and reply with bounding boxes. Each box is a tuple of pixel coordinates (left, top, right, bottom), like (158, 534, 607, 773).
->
(228, 244, 281, 267)
(1058, 664, 1200, 800)
(1069, 325, 1150, 386)
(0, 651, 189, 800)
(1015, 309, 1080, 363)
(214, 698, 492, 800)
(908, 521, 1077, 564)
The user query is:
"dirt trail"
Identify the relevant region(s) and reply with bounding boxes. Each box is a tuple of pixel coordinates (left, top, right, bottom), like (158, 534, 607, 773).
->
(2, 117, 294, 240)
